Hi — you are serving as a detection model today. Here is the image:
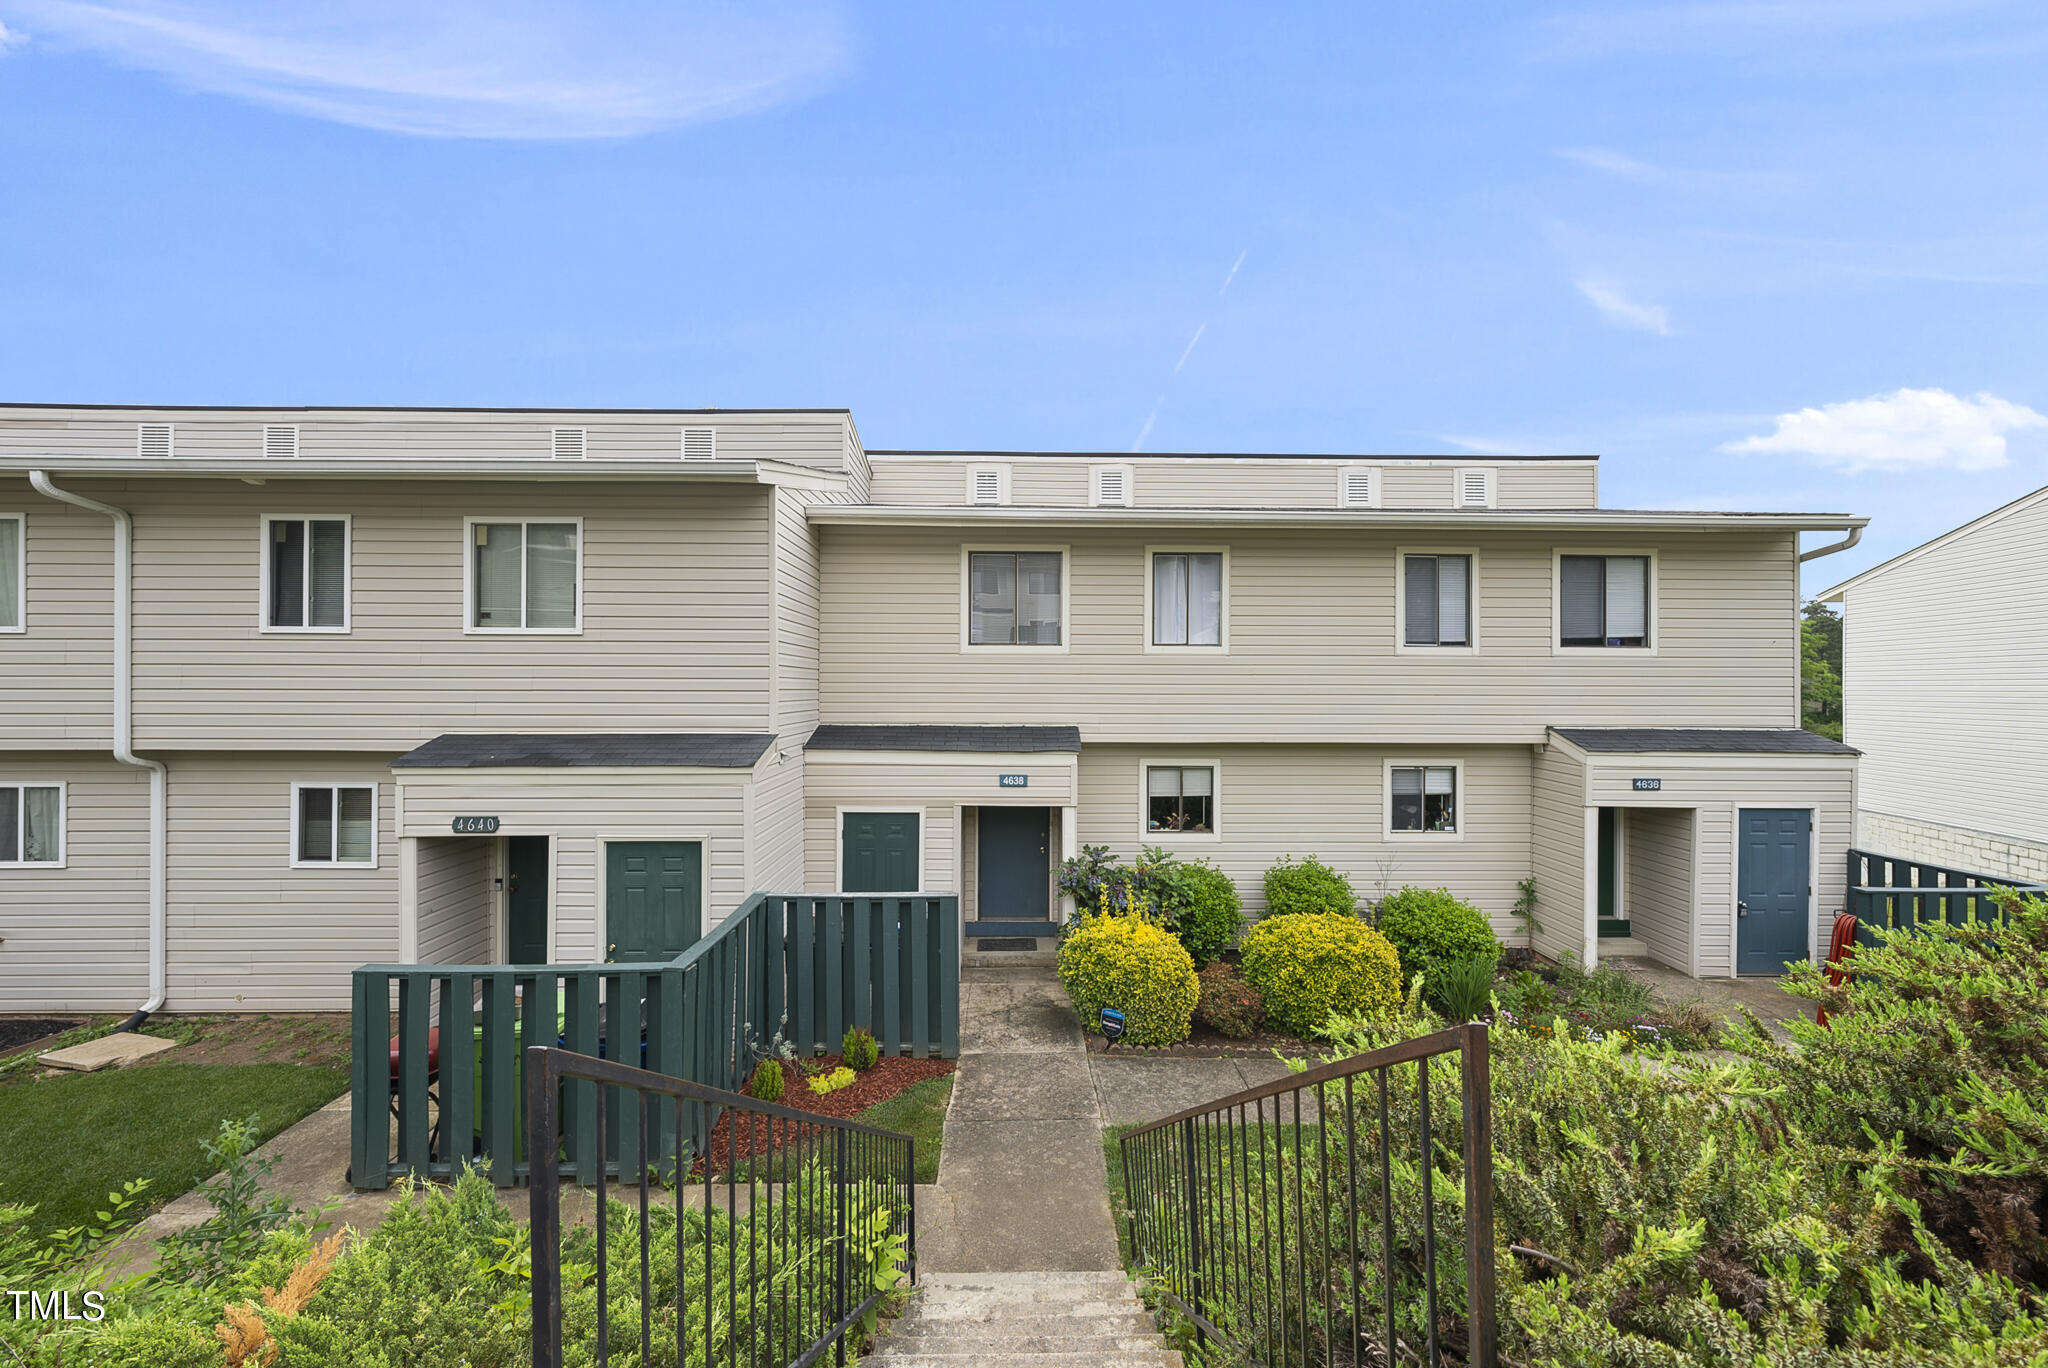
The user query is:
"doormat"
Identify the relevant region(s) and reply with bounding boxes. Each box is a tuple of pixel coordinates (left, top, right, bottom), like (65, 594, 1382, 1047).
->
(976, 938, 1039, 952)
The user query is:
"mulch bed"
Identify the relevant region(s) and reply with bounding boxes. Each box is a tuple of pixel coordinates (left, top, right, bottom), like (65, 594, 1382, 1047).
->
(0, 1019, 83, 1057)
(697, 1052, 954, 1174)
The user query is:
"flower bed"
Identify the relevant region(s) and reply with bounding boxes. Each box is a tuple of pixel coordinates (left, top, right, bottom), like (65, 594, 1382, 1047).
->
(699, 1052, 955, 1175)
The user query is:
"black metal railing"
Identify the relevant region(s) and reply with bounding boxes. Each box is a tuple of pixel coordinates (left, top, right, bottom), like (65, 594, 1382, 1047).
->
(1845, 848, 2044, 946)
(1119, 1023, 1497, 1368)
(527, 1045, 916, 1368)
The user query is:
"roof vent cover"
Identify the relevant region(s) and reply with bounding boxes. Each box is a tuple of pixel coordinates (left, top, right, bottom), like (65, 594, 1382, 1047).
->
(552, 427, 587, 460)
(1091, 463, 1133, 508)
(263, 424, 299, 459)
(1456, 467, 1496, 509)
(967, 465, 1010, 506)
(682, 427, 717, 460)
(137, 423, 174, 459)
(1338, 466, 1379, 509)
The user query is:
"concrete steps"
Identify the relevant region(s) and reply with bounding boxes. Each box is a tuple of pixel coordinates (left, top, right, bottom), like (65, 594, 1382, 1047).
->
(871, 1271, 1180, 1368)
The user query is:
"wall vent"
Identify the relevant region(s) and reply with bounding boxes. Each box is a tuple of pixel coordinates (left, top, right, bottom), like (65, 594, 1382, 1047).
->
(137, 423, 174, 459)
(263, 424, 299, 459)
(1455, 467, 1496, 509)
(1090, 463, 1134, 508)
(551, 427, 587, 460)
(967, 465, 1010, 506)
(681, 427, 718, 460)
(1338, 466, 1379, 509)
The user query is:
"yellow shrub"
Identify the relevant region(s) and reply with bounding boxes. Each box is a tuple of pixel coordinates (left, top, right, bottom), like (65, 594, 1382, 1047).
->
(1239, 913, 1402, 1036)
(1057, 913, 1198, 1046)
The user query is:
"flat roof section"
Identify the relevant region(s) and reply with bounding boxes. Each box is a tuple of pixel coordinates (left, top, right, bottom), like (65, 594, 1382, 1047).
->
(805, 724, 1083, 753)
(393, 733, 778, 768)
(1550, 727, 1859, 756)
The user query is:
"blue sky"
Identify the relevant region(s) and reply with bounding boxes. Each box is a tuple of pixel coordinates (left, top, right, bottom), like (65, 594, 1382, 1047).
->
(2, 2, 2045, 590)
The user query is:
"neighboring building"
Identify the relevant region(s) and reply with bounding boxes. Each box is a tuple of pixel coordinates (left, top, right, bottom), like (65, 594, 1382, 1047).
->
(1819, 485, 2048, 883)
(1, 405, 1866, 1013)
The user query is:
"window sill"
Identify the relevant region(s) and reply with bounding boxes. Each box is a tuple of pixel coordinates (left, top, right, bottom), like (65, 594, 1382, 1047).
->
(1144, 829, 1222, 842)
(464, 627, 585, 637)
(1142, 642, 1228, 654)
(0, 860, 66, 869)
(258, 625, 353, 636)
(1385, 830, 1464, 843)
(961, 643, 1070, 655)
(288, 860, 380, 871)
(1393, 643, 1477, 656)
(1552, 644, 1657, 657)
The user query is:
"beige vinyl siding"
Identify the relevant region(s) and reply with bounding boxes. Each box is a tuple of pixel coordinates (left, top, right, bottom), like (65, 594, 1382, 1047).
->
(1623, 807, 1694, 973)
(394, 768, 750, 959)
(960, 808, 978, 918)
(799, 755, 1056, 895)
(746, 750, 806, 892)
(821, 526, 1800, 744)
(1529, 745, 1590, 963)
(1078, 744, 1534, 937)
(0, 487, 115, 748)
(866, 458, 1597, 510)
(77, 479, 772, 749)
(0, 408, 853, 472)
(0, 755, 150, 1012)
(1840, 491, 2048, 851)
(416, 836, 494, 966)
(773, 486, 833, 738)
(167, 753, 400, 1011)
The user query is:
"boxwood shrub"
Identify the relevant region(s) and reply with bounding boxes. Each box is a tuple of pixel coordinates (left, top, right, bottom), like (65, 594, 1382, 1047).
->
(1157, 859, 1243, 967)
(1375, 886, 1501, 988)
(1261, 855, 1357, 918)
(1057, 913, 1199, 1046)
(1239, 912, 1402, 1036)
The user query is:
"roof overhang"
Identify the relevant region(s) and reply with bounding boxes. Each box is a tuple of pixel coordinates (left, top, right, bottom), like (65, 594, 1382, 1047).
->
(2, 457, 846, 490)
(805, 505, 1868, 533)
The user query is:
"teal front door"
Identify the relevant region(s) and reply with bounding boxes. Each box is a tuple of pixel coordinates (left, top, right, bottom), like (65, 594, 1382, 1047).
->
(605, 841, 702, 962)
(842, 812, 920, 892)
(1736, 809, 1810, 974)
(505, 836, 550, 963)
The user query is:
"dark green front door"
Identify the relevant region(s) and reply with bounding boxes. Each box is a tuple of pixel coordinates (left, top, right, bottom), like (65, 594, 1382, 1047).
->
(605, 841, 703, 962)
(506, 836, 549, 964)
(1736, 809, 1810, 974)
(1596, 807, 1628, 937)
(842, 812, 921, 892)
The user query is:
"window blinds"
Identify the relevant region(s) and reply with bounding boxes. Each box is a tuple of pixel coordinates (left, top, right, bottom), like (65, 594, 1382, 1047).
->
(308, 521, 346, 627)
(1404, 556, 1438, 644)
(1604, 556, 1648, 640)
(1436, 556, 1468, 644)
(1560, 556, 1605, 643)
(1404, 554, 1469, 646)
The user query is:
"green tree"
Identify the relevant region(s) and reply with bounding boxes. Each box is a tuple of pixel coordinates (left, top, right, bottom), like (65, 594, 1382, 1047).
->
(1800, 599, 1843, 740)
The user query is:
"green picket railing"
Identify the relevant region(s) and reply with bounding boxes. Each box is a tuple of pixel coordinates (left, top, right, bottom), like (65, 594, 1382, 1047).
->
(350, 891, 960, 1189)
(1845, 848, 2044, 947)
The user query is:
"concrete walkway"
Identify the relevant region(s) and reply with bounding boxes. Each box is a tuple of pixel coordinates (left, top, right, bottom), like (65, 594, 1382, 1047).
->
(916, 965, 1262, 1273)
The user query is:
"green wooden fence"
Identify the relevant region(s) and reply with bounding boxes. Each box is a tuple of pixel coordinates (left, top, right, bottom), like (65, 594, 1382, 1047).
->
(350, 891, 960, 1189)
(1846, 848, 2044, 946)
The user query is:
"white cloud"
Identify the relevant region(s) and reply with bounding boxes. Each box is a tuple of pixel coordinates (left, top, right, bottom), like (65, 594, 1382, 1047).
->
(1574, 277, 1670, 335)
(0, 1, 849, 138)
(0, 18, 25, 48)
(1722, 387, 2048, 473)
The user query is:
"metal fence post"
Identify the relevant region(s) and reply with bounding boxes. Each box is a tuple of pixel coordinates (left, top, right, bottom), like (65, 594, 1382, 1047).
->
(1182, 1114, 1205, 1346)
(835, 1125, 850, 1367)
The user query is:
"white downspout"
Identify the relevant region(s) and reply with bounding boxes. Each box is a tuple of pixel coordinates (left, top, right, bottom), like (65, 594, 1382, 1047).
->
(29, 471, 167, 1026)
(1797, 525, 1863, 563)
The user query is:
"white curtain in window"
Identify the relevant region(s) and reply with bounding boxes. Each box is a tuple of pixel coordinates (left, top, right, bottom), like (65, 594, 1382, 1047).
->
(0, 518, 20, 630)
(1188, 554, 1222, 645)
(337, 788, 373, 863)
(1605, 556, 1648, 640)
(1153, 554, 1188, 644)
(1436, 556, 1468, 645)
(525, 523, 578, 629)
(308, 521, 347, 627)
(1015, 551, 1062, 645)
(475, 524, 523, 627)
(1560, 556, 1604, 641)
(22, 786, 58, 862)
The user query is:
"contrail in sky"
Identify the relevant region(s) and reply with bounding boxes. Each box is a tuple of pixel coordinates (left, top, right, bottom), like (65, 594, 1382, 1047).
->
(1132, 248, 1247, 451)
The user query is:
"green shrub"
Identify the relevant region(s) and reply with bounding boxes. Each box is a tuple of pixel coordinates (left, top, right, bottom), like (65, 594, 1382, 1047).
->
(1195, 963, 1264, 1038)
(1374, 885, 1501, 988)
(1239, 912, 1401, 1036)
(1427, 955, 1497, 1022)
(807, 1067, 857, 1096)
(1156, 859, 1243, 967)
(745, 1059, 786, 1103)
(1057, 913, 1199, 1046)
(841, 1026, 879, 1071)
(1261, 855, 1358, 918)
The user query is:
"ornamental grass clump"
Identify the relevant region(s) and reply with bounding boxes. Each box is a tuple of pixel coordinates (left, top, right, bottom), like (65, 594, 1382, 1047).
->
(1057, 901, 1198, 1046)
(1239, 912, 1401, 1036)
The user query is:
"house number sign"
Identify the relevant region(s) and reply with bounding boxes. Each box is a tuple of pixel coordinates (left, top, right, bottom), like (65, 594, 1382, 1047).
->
(452, 815, 501, 834)
(998, 774, 1029, 788)
(1631, 778, 1662, 792)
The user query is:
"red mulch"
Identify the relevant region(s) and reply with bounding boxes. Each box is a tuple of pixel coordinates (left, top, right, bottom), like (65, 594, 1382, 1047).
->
(696, 1052, 954, 1174)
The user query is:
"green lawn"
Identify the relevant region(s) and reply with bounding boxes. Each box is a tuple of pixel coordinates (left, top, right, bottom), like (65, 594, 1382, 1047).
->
(857, 1074, 953, 1184)
(0, 1062, 349, 1236)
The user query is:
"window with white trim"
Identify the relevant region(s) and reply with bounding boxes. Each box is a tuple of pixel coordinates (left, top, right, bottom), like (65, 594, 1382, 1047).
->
(469, 520, 580, 631)
(1146, 766, 1214, 834)
(1560, 554, 1650, 648)
(1402, 554, 1470, 647)
(1390, 766, 1458, 833)
(0, 514, 20, 631)
(264, 517, 349, 630)
(0, 784, 62, 864)
(968, 550, 1061, 645)
(1151, 552, 1222, 646)
(293, 784, 376, 866)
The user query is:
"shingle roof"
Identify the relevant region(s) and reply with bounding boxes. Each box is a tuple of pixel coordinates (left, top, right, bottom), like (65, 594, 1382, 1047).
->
(392, 733, 777, 769)
(1550, 727, 1859, 756)
(804, 724, 1082, 753)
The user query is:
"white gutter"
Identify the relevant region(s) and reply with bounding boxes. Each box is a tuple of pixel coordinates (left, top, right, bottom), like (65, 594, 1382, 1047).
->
(1797, 525, 1863, 563)
(805, 504, 1871, 533)
(29, 471, 167, 1026)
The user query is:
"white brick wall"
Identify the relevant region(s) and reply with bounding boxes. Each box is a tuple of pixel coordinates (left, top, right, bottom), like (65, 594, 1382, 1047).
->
(1858, 810, 2048, 885)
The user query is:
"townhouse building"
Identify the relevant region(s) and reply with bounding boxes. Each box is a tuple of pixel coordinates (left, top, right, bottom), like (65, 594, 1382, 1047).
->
(0, 404, 1866, 1015)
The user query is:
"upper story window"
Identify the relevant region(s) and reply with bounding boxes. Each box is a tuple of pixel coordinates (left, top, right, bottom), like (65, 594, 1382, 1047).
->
(1559, 553, 1651, 649)
(1390, 764, 1458, 835)
(967, 549, 1063, 646)
(468, 519, 582, 633)
(0, 514, 20, 632)
(1146, 764, 1215, 836)
(263, 516, 350, 632)
(1150, 551, 1223, 647)
(0, 783, 62, 865)
(292, 783, 376, 867)
(1402, 553, 1471, 648)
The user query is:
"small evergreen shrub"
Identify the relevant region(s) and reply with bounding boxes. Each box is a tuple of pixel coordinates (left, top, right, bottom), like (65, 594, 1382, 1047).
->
(1057, 912, 1199, 1046)
(1374, 885, 1501, 989)
(1261, 855, 1357, 918)
(1195, 963, 1264, 1038)
(807, 1066, 857, 1095)
(1239, 912, 1401, 1035)
(745, 1059, 786, 1103)
(841, 1026, 880, 1071)
(1158, 859, 1243, 967)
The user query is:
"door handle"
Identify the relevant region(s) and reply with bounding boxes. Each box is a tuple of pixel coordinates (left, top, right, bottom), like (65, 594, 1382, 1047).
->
(1736, 901, 1749, 918)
